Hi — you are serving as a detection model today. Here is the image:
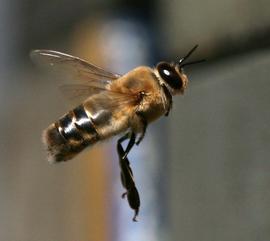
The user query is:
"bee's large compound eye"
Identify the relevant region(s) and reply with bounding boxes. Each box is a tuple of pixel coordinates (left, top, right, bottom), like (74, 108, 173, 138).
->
(157, 62, 183, 90)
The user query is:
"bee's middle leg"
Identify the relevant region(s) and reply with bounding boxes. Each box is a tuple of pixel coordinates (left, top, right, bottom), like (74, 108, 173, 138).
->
(135, 112, 148, 146)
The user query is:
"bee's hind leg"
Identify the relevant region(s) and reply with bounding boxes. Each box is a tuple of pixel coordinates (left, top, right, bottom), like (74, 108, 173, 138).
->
(117, 132, 136, 160)
(117, 138, 141, 221)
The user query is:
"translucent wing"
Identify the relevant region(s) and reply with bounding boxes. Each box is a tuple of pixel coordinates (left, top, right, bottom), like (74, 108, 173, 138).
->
(30, 50, 122, 102)
(84, 90, 141, 118)
(59, 84, 109, 103)
(30, 49, 141, 112)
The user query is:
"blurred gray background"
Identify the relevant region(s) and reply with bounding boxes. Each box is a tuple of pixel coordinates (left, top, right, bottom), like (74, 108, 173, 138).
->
(0, 0, 270, 241)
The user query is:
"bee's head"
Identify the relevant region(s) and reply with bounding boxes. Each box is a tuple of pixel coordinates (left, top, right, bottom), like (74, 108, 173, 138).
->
(156, 45, 204, 95)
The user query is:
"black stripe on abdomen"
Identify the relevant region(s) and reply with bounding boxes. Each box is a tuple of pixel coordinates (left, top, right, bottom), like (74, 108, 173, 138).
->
(58, 112, 84, 141)
(73, 105, 98, 137)
(44, 105, 100, 163)
(57, 104, 99, 145)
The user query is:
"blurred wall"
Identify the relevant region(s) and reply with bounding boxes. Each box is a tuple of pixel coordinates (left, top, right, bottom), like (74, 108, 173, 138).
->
(169, 49, 270, 241)
(157, 0, 270, 57)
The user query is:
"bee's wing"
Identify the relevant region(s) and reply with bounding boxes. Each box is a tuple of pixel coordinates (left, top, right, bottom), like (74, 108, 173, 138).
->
(30, 50, 122, 103)
(58, 84, 111, 103)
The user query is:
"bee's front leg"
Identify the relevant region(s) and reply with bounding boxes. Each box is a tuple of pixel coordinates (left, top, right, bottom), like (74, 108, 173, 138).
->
(161, 84, 173, 116)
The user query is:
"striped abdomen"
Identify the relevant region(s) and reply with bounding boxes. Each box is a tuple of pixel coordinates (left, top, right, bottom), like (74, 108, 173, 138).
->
(43, 104, 101, 163)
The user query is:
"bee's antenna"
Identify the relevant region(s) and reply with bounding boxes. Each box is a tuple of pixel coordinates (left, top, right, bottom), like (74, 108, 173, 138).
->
(179, 44, 199, 64)
(178, 44, 205, 68)
(180, 59, 206, 68)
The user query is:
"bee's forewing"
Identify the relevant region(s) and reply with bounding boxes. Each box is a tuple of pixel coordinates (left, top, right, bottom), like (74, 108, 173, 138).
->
(30, 50, 121, 80)
(30, 50, 122, 103)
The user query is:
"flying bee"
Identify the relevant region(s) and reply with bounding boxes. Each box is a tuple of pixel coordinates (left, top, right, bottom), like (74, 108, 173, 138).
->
(31, 44, 203, 221)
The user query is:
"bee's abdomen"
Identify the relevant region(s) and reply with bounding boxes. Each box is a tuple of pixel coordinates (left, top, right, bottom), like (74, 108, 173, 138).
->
(43, 105, 99, 163)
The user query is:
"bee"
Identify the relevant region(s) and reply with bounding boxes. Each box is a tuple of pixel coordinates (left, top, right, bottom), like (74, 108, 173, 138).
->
(31, 45, 203, 221)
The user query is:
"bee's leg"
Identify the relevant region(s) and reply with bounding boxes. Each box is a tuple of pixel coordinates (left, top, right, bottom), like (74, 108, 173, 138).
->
(135, 113, 148, 146)
(121, 166, 140, 222)
(117, 132, 136, 160)
(123, 132, 136, 159)
(121, 192, 127, 198)
(122, 175, 140, 222)
(127, 186, 140, 222)
(117, 140, 141, 221)
(161, 84, 173, 116)
(117, 138, 134, 190)
(117, 132, 130, 146)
